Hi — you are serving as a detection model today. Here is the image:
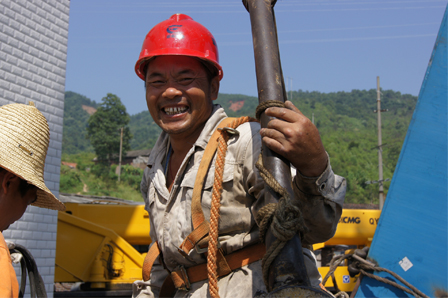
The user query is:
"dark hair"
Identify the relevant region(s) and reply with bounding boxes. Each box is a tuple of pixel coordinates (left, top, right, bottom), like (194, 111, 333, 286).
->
(19, 179, 37, 197)
(0, 167, 37, 197)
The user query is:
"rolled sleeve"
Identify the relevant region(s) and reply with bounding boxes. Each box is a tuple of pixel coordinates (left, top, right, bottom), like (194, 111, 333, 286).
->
(293, 154, 346, 245)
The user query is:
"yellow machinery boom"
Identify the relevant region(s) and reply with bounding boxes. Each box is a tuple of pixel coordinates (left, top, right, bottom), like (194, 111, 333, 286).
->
(55, 201, 151, 290)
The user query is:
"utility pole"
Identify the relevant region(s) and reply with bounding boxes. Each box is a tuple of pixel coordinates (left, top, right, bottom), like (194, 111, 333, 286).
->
(374, 76, 388, 209)
(118, 127, 123, 182)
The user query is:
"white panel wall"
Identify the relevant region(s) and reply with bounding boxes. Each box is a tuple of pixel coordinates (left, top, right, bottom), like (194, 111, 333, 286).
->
(0, 0, 70, 297)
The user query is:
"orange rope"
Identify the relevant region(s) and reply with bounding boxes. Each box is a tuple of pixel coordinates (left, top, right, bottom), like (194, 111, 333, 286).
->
(207, 116, 254, 298)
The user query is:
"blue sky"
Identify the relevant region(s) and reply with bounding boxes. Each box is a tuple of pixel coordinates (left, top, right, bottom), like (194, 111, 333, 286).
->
(65, 1, 447, 115)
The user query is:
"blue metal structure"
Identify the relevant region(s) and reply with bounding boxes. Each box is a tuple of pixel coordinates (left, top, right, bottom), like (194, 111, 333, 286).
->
(355, 6, 447, 298)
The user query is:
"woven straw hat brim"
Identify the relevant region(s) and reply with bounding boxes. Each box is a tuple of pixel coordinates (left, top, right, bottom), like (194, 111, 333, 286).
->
(0, 103, 65, 211)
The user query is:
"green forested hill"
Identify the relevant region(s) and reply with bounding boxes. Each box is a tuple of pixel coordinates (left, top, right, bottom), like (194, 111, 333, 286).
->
(62, 91, 98, 154)
(289, 90, 416, 204)
(128, 110, 162, 150)
(62, 90, 417, 204)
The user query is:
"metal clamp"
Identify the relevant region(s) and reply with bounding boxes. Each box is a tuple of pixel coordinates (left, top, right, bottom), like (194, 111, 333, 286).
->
(218, 127, 239, 135)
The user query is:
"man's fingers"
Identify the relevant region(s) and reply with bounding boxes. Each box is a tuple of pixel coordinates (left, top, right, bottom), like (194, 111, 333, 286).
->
(285, 101, 301, 113)
(264, 107, 295, 122)
(261, 135, 285, 155)
(260, 127, 285, 142)
(265, 101, 304, 122)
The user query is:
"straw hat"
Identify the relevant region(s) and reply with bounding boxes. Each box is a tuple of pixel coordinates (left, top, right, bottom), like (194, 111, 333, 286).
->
(0, 102, 65, 211)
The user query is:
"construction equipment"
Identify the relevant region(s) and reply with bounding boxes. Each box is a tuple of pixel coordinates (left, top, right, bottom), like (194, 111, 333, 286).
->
(54, 196, 150, 295)
(54, 193, 378, 296)
(315, 209, 381, 293)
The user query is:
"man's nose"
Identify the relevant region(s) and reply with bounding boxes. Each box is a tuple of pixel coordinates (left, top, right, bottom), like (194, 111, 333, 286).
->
(163, 86, 182, 99)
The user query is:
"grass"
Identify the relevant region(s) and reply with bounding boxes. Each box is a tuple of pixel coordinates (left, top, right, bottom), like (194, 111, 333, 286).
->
(60, 153, 144, 202)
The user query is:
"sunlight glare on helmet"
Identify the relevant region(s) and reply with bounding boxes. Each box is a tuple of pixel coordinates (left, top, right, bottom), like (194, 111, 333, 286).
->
(175, 32, 184, 40)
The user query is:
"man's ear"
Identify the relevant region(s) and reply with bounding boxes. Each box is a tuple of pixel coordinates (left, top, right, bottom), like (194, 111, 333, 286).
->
(210, 76, 220, 101)
(1, 172, 19, 195)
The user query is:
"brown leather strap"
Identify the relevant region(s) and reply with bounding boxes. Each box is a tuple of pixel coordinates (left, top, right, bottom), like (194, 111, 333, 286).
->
(171, 242, 266, 290)
(142, 118, 237, 281)
(142, 241, 161, 281)
(179, 117, 236, 255)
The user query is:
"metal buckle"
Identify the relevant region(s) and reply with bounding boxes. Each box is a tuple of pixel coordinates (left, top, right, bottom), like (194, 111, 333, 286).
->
(176, 266, 191, 291)
(194, 239, 221, 254)
(218, 127, 239, 135)
(174, 243, 196, 262)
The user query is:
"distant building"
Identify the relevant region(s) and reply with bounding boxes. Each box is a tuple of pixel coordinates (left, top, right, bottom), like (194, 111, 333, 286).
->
(126, 149, 151, 169)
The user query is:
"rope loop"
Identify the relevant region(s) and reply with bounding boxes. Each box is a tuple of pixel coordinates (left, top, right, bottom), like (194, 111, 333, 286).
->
(271, 196, 302, 241)
(254, 152, 308, 291)
(255, 100, 285, 121)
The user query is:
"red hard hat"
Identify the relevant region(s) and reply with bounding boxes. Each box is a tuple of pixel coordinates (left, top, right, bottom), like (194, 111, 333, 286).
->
(135, 14, 223, 81)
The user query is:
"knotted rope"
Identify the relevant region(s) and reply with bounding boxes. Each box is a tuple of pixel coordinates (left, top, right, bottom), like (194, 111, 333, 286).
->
(323, 248, 431, 298)
(207, 116, 254, 298)
(255, 153, 309, 292)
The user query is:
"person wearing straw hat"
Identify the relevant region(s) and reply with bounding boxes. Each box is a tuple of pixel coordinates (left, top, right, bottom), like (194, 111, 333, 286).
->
(0, 102, 65, 297)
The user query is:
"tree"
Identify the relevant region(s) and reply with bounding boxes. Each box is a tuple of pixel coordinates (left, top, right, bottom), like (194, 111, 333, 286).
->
(86, 93, 132, 170)
(62, 91, 98, 154)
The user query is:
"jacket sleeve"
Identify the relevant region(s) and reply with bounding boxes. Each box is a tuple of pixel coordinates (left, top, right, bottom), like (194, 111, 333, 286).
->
(292, 154, 346, 245)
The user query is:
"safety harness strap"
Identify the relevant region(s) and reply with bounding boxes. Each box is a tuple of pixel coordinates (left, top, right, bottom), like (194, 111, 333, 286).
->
(171, 242, 266, 291)
(178, 117, 237, 255)
(142, 241, 161, 281)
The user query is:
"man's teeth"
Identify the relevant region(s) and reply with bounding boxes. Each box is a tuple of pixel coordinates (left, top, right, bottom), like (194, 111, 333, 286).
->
(165, 107, 187, 115)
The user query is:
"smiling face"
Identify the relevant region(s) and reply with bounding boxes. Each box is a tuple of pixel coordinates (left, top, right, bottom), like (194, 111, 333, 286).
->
(145, 55, 219, 143)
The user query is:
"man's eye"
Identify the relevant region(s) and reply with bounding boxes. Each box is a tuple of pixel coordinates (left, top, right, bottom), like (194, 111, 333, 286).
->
(178, 77, 194, 84)
(148, 80, 165, 86)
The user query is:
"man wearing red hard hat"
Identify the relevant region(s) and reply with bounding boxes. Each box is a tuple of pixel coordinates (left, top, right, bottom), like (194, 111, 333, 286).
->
(133, 14, 346, 298)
